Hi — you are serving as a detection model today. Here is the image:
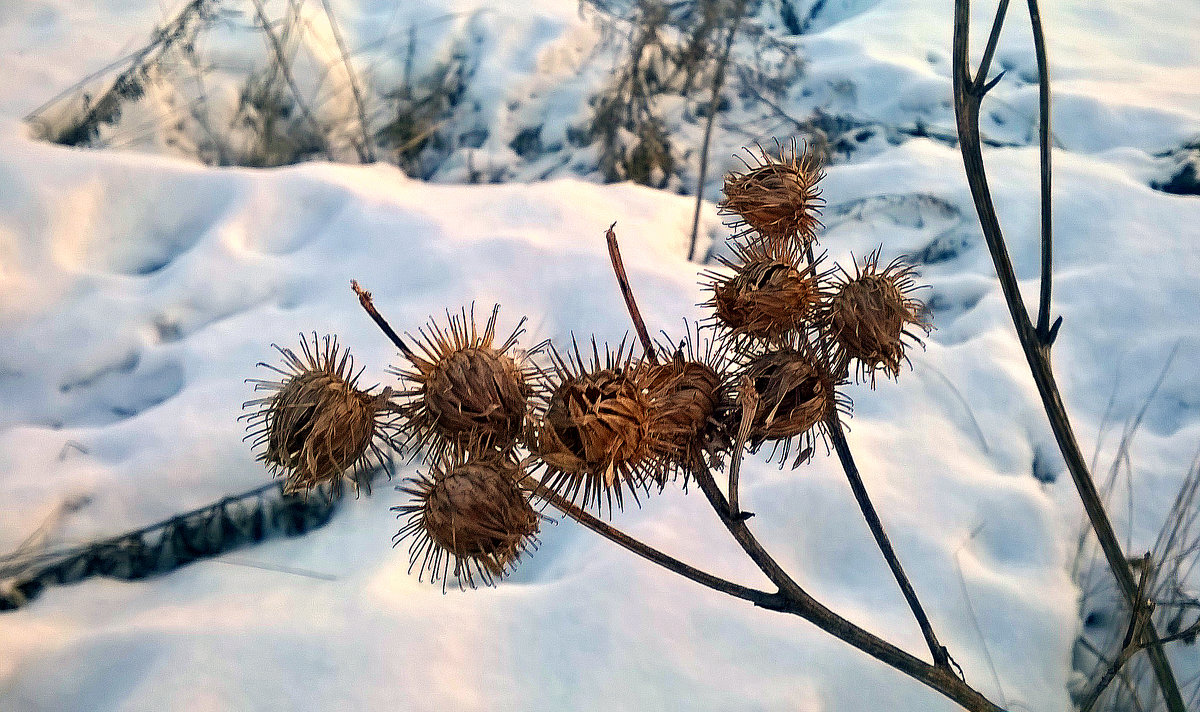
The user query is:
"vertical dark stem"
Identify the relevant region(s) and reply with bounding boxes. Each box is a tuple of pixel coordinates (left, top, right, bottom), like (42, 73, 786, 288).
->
(974, 0, 1011, 94)
(605, 223, 659, 365)
(826, 414, 951, 669)
(950, 2, 1184, 709)
(1026, 0, 1053, 338)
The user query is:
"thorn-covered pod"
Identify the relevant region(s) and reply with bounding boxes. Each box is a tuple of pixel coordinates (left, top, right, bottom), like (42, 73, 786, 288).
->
(824, 250, 931, 385)
(392, 304, 537, 460)
(720, 140, 825, 247)
(243, 334, 400, 497)
(530, 338, 677, 514)
(394, 449, 540, 590)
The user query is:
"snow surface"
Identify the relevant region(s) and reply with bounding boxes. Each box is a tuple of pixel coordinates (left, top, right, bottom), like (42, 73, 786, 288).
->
(1, 1, 1199, 711)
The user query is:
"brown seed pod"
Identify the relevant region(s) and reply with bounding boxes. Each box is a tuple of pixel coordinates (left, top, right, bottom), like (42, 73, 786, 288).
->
(720, 140, 825, 246)
(393, 450, 540, 590)
(530, 339, 674, 513)
(825, 250, 931, 385)
(702, 240, 831, 346)
(645, 324, 734, 481)
(392, 305, 535, 460)
(243, 334, 400, 497)
(730, 342, 850, 468)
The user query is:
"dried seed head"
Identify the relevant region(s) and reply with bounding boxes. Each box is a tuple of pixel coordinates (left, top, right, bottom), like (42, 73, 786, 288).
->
(703, 241, 830, 345)
(531, 339, 673, 513)
(394, 451, 539, 590)
(645, 325, 734, 479)
(243, 334, 399, 497)
(720, 140, 824, 246)
(393, 305, 534, 459)
(825, 251, 930, 385)
(731, 344, 849, 467)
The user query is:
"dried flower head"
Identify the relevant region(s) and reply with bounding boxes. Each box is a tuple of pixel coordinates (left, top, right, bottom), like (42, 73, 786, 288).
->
(720, 140, 824, 246)
(393, 305, 535, 459)
(730, 343, 849, 467)
(243, 334, 399, 497)
(394, 450, 540, 590)
(531, 339, 675, 513)
(825, 251, 930, 385)
(703, 240, 831, 346)
(645, 325, 734, 480)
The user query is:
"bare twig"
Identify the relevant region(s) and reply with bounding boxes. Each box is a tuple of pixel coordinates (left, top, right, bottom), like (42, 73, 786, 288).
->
(248, 0, 333, 161)
(950, 2, 1185, 708)
(1026, 0, 1053, 341)
(524, 479, 781, 609)
(350, 280, 418, 362)
(690, 462, 1002, 711)
(604, 223, 658, 364)
(954, 530, 1008, 707)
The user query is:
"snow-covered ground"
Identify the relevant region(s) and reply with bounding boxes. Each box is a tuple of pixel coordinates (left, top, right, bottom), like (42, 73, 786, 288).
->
(1, 1, 1198, 710)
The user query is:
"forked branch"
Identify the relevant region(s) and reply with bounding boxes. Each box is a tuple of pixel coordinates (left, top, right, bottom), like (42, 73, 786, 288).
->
(950, 1, 1183, 708)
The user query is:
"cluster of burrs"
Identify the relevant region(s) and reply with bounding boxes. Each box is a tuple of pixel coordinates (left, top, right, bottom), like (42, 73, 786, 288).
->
(243, 140, 930, 589)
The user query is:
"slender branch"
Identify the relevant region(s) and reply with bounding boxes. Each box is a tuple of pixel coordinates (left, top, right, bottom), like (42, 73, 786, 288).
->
(687, 0, 748, 262)
(350, 280, 418, 362)
(604, 223, 659, 364)
(826, 414, 951, 669)
(1026, 0, 1054, 340)
(974, 0, 1011, 94)
(950, 3, 1185, 709)
(525, 480, 782, 608)
(690, 463, 1002, 711)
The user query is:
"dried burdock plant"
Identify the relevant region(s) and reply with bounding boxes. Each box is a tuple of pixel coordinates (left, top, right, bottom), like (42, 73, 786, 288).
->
(247, 149, 1016, 709)
(393, 448, 540, 590)
(530, 339, 677, 513)
(645, 325, 734, 481)
(732, 341, 850, 467)
(242, 333, 399, 497)
(720, 139, 825, 245)
(391, 304, 535, 461)
(703, 239, 831, 346)
(825, 250, 930, 385)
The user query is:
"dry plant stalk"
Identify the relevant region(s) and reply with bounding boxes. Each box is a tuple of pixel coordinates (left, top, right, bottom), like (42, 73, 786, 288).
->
(245, 124, 1014, 708)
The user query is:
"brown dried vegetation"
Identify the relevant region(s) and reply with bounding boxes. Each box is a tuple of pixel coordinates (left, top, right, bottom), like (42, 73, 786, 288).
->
(394, 450, 540, 589)
(243, 334, 399, 496)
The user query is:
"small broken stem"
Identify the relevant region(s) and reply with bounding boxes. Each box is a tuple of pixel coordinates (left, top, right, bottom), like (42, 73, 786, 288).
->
(604, 223, 659, 364)
(350, 280, 417, 362)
